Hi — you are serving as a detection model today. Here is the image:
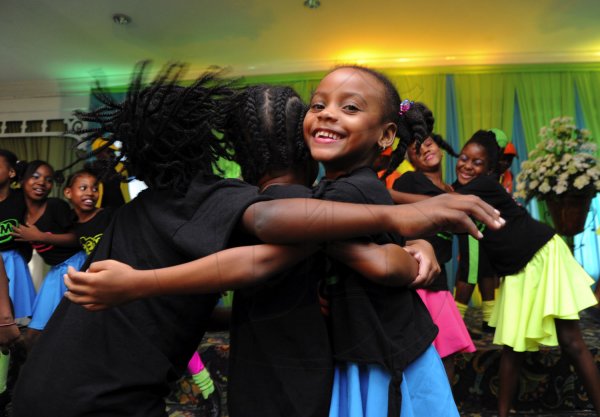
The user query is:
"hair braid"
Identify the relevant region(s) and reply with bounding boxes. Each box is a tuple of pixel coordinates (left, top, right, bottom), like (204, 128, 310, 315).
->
(431, 134, 459, 158)
(224, 84, 309, 185)
(69, 61, 236, 196)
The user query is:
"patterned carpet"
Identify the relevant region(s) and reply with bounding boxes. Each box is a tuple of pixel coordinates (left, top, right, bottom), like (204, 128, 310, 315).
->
(166, 307, 600, 417)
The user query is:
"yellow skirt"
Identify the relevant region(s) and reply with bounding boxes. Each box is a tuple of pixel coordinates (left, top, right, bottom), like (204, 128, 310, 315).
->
(489, 234, 597, 352)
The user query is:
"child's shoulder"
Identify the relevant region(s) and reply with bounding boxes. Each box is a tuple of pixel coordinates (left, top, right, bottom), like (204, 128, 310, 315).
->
(314, 167, 389, 205)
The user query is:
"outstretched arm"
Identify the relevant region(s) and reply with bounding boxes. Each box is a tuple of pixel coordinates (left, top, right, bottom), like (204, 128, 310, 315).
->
(64, 243, 317, 310)
(388, 190, 429, 205)
(242, 193, 504, 244)
(325, 241, 419, 287)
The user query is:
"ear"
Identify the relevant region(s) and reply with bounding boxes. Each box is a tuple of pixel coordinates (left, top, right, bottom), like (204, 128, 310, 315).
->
(63, 187, 72, 200)
(377, 122, 397, 149)
(8, 168, 15, 180)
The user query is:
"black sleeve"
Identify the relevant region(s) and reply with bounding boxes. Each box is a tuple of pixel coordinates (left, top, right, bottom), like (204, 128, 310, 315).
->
(172, 181, 270, 258)
(391, 171, 417, 193)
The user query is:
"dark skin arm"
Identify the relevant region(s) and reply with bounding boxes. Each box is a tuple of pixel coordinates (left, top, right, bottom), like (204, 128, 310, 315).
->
(12, 224, 78, 247)
(0, 257, 21, 350)
(241, 193, 504, 244)
(388, 189, 429, 205)
(326, 241, 419, 287)
(64, 243, 317, 310)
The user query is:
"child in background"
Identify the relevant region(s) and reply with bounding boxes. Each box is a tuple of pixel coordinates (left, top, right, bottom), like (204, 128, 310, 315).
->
(14, 62, 503, 417)
(454, 128, 513, 335)
(453, 130, 600, 417)
(391, 103, 475, 384)
(304, 65, 457, 417)
(63, 169, 114, 257)
(11, 160, 85, 348)
(0, 150, 35, 322)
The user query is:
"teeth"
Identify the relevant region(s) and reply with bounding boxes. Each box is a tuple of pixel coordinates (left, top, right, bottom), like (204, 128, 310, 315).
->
(316, 130, 340, 140)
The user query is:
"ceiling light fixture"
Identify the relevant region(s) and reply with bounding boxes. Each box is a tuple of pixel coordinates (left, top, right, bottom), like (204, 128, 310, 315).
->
(304, 0, 320, 9)
(112, 13, 132, 25)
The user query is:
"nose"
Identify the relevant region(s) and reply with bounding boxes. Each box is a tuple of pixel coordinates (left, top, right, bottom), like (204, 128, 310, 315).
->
(316, 105, 337, 122)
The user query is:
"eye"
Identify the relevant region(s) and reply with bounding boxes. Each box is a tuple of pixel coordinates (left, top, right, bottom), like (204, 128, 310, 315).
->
(458, 154, 468, 162)
(31, 172, 41, 180)
(79, 185, 86, 191)
(92, 186, 99, 192)
(309, 102, 325, 111)
(342, 104, 360, 113)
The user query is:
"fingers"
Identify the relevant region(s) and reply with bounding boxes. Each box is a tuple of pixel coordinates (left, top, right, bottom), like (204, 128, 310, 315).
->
(88, 260, 117, 273)
(64, 290, 109, 311)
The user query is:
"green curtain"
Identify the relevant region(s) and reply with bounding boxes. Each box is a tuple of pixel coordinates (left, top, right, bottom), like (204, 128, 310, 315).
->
(386, 72, 447, 138)
(0, 136, 82, 198)
(514, 72, 576, 152)
(573, 72, 600, 159)
(454, 73, 516, 147)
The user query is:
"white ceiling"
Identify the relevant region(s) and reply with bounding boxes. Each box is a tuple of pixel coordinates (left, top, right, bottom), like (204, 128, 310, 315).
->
(2, 0, 600, 98)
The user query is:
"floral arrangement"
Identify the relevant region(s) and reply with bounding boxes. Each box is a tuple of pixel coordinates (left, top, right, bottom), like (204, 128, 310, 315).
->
(515, 116, 600, 201)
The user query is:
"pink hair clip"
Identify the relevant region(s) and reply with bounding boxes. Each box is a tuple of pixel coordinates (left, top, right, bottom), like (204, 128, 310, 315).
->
(399, 99, 413, 116)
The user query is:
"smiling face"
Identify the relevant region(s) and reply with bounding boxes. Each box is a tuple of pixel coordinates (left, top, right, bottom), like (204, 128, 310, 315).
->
(303, 67, 396, 178)
(64, 173, 99, 214)
(455, 142, 490, 185)
(23, 164, 54, 201)
(407, 136, 443, 173)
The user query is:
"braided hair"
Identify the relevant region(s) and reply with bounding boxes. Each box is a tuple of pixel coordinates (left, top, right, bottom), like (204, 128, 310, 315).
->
(71, 61, 236, 196)
(331, 66, 433, 180)
(223, 84, 309, 185)
(463, 130, 501, 174)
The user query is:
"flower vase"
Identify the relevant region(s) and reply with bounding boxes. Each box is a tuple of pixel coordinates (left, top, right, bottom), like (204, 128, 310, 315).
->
(545, 192, 593, 237)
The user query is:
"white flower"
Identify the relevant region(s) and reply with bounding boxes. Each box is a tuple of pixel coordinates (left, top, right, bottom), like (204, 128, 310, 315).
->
(539, 181, 552, 194)
(553, 183, 568, 194)
(574, 175, 590, 189)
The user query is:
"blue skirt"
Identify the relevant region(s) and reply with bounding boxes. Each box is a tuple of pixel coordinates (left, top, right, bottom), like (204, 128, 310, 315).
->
(329, 345, 459, 417)
(1, 250, 36, 319)
(29, 251, 86, 330)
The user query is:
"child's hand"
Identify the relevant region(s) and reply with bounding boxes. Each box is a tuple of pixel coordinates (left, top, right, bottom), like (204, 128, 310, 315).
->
(0, 322, 21, 353)
(63, 261, 142, 311)
(11, 223, 44, 242)
(397, 194, 505, 239)
(403, 240, 440, 288)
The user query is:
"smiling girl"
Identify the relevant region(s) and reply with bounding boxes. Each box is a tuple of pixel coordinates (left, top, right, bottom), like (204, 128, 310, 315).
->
(12, 161, 85, 346)
(63, 169, 114, 257)
(453, 130, 600, 417)
(392, 114, 476, 384)
(304, 66, 459, 417)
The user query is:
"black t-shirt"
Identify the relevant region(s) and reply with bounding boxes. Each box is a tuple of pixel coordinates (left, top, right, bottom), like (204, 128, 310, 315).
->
(31, 197, 80, 265)
(12, 175, 268, 417)
(72, 207, 116, 256)
(453, 175, 555, 276)
(314, 167, 437, 417)
(228, 183, 332, 417)
(393, 171, 453, 291)
(0, 189, 31, 260)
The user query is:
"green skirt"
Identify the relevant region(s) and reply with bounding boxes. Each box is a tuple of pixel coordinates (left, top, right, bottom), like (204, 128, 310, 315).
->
(489, 234, 597, 352)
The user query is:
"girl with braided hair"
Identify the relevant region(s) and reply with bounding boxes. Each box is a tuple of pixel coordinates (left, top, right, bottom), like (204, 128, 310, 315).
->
(390, 102, 475, 383)
(453, 131, 600, 417)
(224, 84, 440, 417)
(304, 65, 459, 417)
(20, 62, 504, 417)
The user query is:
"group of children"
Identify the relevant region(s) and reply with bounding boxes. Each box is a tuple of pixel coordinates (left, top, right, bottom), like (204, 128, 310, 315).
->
(0, 61, 595, 417)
